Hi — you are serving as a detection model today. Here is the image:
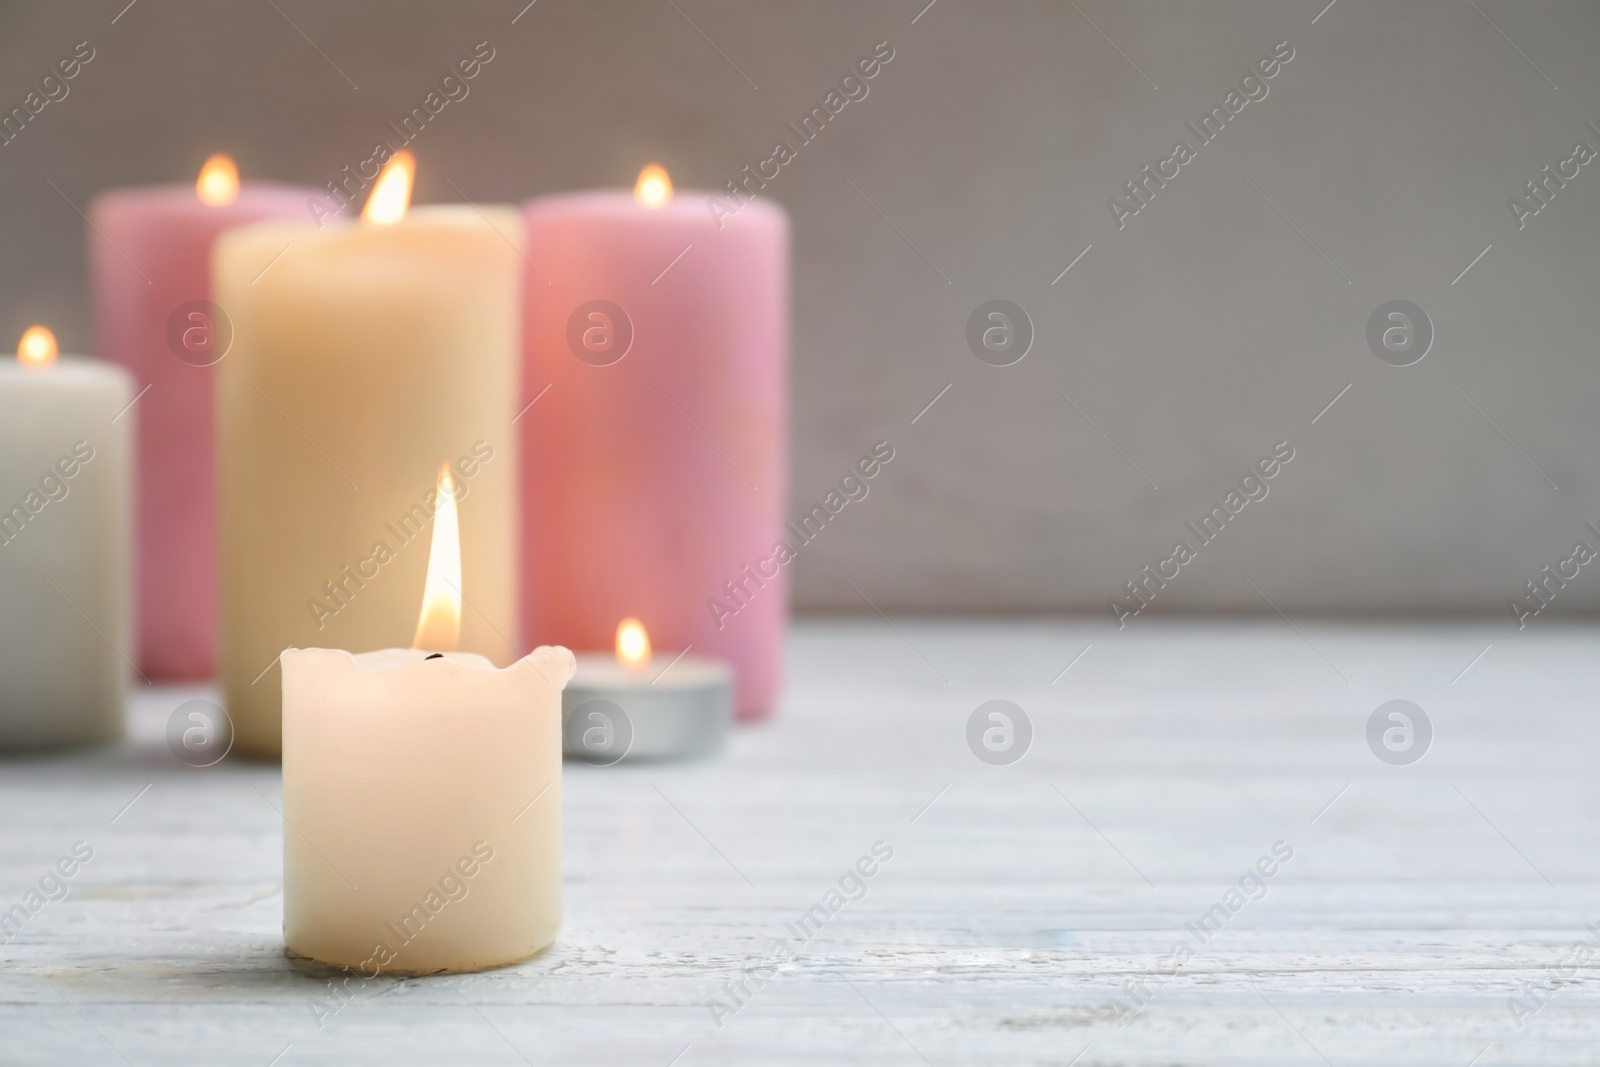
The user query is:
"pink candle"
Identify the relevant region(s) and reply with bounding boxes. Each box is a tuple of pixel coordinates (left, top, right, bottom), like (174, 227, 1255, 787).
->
(521, 167, 789, 721)
(89, 156, 315, 680)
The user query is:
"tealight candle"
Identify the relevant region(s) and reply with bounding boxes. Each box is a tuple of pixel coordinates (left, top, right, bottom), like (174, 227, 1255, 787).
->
(0, 327, 133, 748)
(563, 618, 732, 763)
(283, 466, 574, 974)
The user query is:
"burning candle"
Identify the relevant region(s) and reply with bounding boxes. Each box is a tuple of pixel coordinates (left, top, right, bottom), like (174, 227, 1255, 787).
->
(563, 617, 733, 763)
(283, 464, 574, 974)
(88, 156, 316, 680)
(522, 165, 790, 722)
(0, 327, 133, 748)
(215, 152, 523, 758)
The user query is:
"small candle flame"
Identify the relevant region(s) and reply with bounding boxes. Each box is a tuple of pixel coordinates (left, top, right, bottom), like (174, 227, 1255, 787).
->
(616, 617, 652, 670)
(196, 154, 240, 206)
(412, 463, 462, 652)
(363, 150, 415, 224)
(18, 326, 58, 369)
(634, 164, 673, 208)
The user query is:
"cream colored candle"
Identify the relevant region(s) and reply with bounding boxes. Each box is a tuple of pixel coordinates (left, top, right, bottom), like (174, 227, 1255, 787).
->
(283, 465, 573, 973)
(0, 327, 132, 748)
(282, 644, 573, 973)
(215, 153, 522, 758)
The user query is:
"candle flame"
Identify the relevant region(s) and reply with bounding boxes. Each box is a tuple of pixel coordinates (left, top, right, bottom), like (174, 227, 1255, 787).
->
(412, 463, 462, 652)
(196, 154, 240, 206)
(615, 617, 651, 670)
(363, 150, 415, 224)
(634, 164, 673, 208)
(18, 326, 58, 369)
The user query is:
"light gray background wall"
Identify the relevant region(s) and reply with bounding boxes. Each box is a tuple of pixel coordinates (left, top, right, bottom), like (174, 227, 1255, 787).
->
(3, 1, 1598, 621)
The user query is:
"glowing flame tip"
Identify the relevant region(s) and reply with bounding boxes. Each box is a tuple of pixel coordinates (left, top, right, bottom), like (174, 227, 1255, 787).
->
(196, 154, 239, 206)
(634, 164, 673, 208)
(412, 463, 462, 652)
(363, 151, 415, 224)
(616, 618, 651, 669)
(18, 326, 58, 369)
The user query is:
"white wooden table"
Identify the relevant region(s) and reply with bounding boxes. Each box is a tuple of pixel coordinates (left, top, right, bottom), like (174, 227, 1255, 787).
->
(3, 619, 1597, 1065)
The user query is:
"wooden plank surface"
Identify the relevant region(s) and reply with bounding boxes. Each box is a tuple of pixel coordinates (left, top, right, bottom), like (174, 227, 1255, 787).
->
(2, 619, 1598, 1065)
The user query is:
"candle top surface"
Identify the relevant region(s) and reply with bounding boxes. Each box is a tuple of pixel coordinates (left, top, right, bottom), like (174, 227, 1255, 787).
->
(569, 651, 732, 690)
(0, 356, 132, 389)
(217, 204, 523, 283)
(354, 648, 495, 672)
(223, 204, 520, 251)
(286, 645, 576, 682)
(524, 188, 788, 230)
(91, 181, 316, 216)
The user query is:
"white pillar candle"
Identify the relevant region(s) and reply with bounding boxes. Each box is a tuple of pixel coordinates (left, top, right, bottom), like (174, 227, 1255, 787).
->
(0, 328, 132, 748)
(282, 465, 574, 974)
